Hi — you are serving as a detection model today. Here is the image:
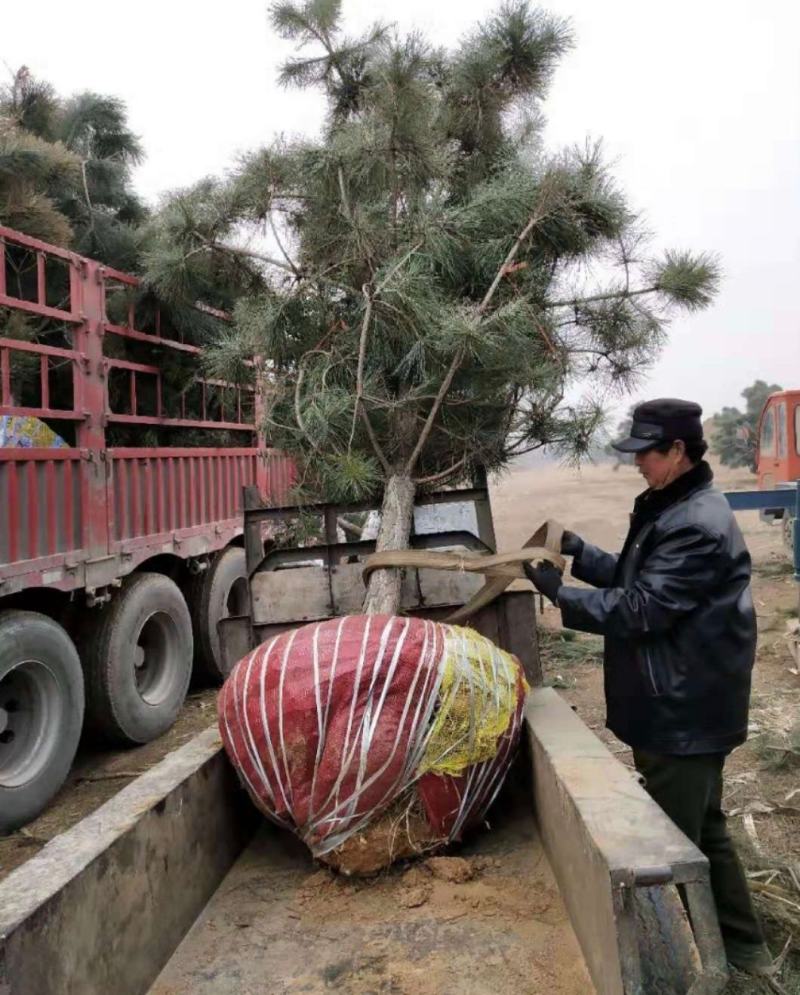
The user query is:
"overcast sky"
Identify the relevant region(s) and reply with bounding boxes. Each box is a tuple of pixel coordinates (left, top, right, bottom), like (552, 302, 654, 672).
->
(4, 0, 799, 420)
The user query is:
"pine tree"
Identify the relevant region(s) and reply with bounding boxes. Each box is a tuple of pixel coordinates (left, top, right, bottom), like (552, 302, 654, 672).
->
(712, 380, 782, 471)
(144, 0, 720, 614)
(0, 66, 146, 269)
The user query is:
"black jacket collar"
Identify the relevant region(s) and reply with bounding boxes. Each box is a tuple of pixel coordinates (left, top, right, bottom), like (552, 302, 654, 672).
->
(633, 459, 714, 521)
(621, 460, 714, 561)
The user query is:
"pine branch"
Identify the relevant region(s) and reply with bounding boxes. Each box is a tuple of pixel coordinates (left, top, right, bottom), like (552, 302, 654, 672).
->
(348, 283, 372, 452)
(359, 406, 391, 474)
(405, 200, 552, 474)
(545, 286, 656, 308)
(268, 211, 302, 279)
(414, 455, 466, 486)
(374, 240, 424, 295)
(293, 350, 327, 455)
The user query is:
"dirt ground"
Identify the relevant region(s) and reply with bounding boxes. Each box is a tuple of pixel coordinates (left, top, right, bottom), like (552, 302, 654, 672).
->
(149, 783, 592, 995)
(3, 455, 798, 991)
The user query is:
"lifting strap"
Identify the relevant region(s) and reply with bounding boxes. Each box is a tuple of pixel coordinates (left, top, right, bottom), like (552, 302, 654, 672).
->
(363, 519, 565, 623)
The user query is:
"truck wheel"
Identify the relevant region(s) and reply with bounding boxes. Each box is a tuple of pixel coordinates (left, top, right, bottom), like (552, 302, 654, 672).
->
(0, 611, 84, 834)
(82, 573, 193, 746)
(189, 547, 248, 683)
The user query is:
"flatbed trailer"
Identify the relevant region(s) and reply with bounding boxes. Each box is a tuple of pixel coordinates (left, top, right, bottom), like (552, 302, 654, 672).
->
(0, 224, 294, 832)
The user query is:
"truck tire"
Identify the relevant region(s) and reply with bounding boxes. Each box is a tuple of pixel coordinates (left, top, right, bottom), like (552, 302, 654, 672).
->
(0, 611, 84, 834)
(188, 547, 248, 683)
(82, 573, 193, 746)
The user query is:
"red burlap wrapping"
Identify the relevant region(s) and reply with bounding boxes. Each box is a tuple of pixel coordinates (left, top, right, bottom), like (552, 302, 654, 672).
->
(219, 614, 526, 873)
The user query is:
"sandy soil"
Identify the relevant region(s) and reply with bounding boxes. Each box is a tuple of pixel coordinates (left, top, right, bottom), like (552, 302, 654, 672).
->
(148, 782, 593, 995)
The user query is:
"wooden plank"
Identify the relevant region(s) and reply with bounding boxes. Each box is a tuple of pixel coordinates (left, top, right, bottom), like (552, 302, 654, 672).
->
(250, 564, 488, 627)
(525, 688, 710, 995)
(251, 569, 332, 625)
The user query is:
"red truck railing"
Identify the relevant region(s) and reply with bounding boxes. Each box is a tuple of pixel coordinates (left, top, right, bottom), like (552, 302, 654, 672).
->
(0, 225, 294, 598)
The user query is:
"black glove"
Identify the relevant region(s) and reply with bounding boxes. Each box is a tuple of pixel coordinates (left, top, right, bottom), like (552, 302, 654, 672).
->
(523, 560, 563, 605)
(561, 530, 584, 558)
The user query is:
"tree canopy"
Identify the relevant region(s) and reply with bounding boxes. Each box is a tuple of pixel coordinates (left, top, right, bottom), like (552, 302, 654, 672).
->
(711, 380, 782, 471)
(144, 1, 720, 610)
(0, 66, 146, 269)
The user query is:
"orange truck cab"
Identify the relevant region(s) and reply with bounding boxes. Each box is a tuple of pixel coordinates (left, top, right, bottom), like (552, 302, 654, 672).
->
(756, 390, 800, 489)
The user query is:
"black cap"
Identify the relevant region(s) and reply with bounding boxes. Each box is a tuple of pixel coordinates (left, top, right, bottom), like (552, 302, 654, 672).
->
(612, 398, 704, 454)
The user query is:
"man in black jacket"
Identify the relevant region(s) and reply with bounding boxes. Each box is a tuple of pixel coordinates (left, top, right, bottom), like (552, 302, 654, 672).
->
(526, 398, 771, 975)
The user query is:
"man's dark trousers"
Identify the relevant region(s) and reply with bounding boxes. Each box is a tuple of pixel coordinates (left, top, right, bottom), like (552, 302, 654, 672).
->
(633, 750, 766, 964)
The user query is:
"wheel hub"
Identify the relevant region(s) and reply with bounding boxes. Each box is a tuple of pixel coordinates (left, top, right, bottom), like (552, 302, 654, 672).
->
(0, 662, 62, 788)
(133, 613, 173, 705)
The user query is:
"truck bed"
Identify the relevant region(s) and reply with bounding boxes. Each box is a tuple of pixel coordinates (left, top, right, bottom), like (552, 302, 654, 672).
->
(0, 687, 724, 995)
(148, 783, 593, 995)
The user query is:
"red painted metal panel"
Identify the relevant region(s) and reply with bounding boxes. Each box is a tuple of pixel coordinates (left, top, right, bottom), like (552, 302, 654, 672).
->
(0, 348, 9, 406)
(0, 448, 78, 461)
(188, 458, 196, 527)
(26, 462, 38, 559)
(36, 252, 46, 307)
(63, 459, 74, 551)
(143, 460, 153, 535)
(45, 461, 57, 555)
(0, 336, 78, 362)
(7, 462, 19, 563)
(0, 406, 81, 422)
(167, 457, 176, 532)
(108, 447, 261, 459)
(130, 459, 140, 540)
(0, 225, 79, 263)
(114, 458, 125, 541)
(1, 224, 297, 596)
(0, 294, 76, 324)
(104, 323, 202, 356)
(156, 459, 165, 534)
(107, 414, 253, 432)
(39, 356, 50, 410)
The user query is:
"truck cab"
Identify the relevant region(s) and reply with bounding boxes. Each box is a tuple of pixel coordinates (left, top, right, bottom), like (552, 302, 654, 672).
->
(757, 389, 800, 488)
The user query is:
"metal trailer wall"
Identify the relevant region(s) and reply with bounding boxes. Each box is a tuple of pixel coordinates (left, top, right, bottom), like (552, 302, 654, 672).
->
(0, 225, 295, 598)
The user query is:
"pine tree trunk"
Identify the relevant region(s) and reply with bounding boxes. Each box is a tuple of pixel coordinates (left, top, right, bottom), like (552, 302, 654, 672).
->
(362, 473, 416, 616)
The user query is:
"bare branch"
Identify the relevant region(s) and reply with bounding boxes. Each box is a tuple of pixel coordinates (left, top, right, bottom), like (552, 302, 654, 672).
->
(268, 212, 302, 280)
(359, 406, 391, 474)
(404, 348, 464, 474)
(347, 284, 373, 452)
(200, 235, 298, 275)
(337, 167, 352, 223)
(414, 455, 467, 486)
(80, 160, 94, 233)
(545, 286, 657, 309)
